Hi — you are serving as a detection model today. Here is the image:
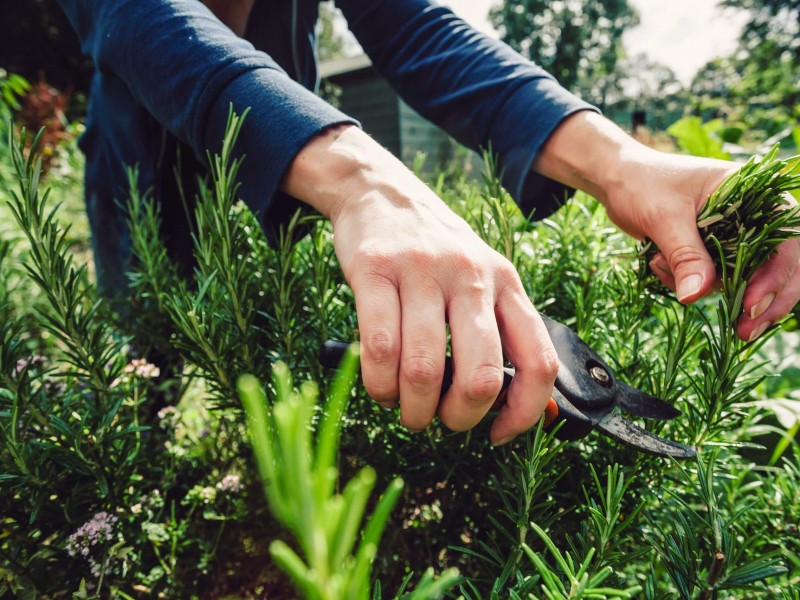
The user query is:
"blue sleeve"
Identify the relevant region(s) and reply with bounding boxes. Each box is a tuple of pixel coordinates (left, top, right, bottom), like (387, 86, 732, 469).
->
(336, 0, 599, 218)
(56, 0, 357, 221)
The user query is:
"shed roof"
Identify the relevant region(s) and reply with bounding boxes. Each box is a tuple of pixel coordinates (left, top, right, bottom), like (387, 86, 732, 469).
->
(318, 54, 372, 79)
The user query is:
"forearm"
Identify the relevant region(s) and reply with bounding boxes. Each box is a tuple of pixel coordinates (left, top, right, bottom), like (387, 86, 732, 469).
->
(532, 111, 646, 205)
(281, 124, 426, 224)
(336, 0, 597, 218)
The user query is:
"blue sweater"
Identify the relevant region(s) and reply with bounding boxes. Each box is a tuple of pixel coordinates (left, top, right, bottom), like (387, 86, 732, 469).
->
(57, 0, 596, 293)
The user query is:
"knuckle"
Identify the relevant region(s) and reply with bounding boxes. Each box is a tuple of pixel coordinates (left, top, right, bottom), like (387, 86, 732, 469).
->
(362, 328, 398, 364)
(401, 247, 440, 271)
(358, 251, 396, 278)
(667, 244, 707, 271)
(772, 251, 798, 281)
(495, 268, 525, 298)
(402, 354, 441, 388)
(531, 347, 559, 383)
(437, 414, 474, 433)
(496, 258, 520, 282)
(399, 413, 431, 432)
(462, 365, 504, 404)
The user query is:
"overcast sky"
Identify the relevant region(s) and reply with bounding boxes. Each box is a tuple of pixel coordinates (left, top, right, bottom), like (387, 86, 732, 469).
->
(439, 0, 749, 84)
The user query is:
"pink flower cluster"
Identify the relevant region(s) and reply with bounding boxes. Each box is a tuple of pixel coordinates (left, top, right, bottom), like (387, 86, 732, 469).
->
(15, 355, 46, 375)
(123, 358, 161, 379)
(66, 511, 118, 558)
(157, 405, 180, 430)
(216, 473, 242, 493)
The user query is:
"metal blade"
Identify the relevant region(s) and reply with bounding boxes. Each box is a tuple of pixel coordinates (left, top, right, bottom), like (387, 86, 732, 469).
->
(596, 411, 696, 459)
(616, 381, 681, 421)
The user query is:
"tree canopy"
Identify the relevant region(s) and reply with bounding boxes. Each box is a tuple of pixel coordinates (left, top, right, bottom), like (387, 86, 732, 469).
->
(489, 0, 639, 107)
(690, 0, 798, 136)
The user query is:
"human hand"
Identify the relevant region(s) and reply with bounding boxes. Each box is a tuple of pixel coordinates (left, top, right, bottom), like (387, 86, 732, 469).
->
(534, 111, 800, 342)
(606, 152, 800, 342)
(283, 125, 558, 444)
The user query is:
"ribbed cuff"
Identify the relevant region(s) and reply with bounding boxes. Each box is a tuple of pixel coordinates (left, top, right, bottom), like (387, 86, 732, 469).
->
(489, 78, 599, 219)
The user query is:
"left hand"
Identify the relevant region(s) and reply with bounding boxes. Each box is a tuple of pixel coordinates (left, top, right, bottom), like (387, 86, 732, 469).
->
(534, 111, 800, 341)
(605, 150, 800, 341)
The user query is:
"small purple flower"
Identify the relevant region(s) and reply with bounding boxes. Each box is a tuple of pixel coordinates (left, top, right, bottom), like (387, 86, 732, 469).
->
(66, 511, 118, 558)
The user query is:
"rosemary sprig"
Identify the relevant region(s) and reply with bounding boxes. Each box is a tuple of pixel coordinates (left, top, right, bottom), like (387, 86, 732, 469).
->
(641, 146, 800, 282)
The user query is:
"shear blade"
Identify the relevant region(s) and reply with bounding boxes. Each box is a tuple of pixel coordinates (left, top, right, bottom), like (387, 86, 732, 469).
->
(597, 411, 696, 459)
(616, 381, 681, 421)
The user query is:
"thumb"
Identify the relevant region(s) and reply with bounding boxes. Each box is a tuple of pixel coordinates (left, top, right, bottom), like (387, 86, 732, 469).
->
(650, 224, 717, 304)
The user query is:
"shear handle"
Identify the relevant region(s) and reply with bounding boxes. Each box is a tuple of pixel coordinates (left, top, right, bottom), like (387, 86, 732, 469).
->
(319, 340, 591, 439)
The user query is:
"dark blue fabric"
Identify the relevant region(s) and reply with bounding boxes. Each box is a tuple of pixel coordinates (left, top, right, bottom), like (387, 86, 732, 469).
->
(56, 0, 597, 294)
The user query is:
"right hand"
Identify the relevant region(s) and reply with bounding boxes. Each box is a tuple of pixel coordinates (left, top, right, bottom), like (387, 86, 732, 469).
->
(283, 125, 558, 445)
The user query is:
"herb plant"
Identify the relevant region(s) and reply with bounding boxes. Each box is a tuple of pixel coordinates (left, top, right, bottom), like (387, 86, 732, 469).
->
(1, 113, 799, 598)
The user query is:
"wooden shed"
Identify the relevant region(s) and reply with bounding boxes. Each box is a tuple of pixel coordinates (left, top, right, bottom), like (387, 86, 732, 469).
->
(319, 54, 457, 170)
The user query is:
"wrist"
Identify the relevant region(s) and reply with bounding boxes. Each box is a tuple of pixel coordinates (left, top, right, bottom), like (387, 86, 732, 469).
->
(532, 111, 649, 205)
(281, 124, 401, 223)
(280, 123, 359, 220)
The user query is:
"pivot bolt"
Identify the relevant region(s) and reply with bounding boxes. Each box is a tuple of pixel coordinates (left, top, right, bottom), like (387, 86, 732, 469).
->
(590, 365, 610, 386)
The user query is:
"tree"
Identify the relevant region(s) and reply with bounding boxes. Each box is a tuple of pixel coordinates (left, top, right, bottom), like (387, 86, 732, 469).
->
(720, 0, 799, 54)
(721, 0, 799, 112)
(611, 53, 686, 129)
(489, 0, 639, 106)
(688, 0, 798, 137)
(316, 1, 349, 62)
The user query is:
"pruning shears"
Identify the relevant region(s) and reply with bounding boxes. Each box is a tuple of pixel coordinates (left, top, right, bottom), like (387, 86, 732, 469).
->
(319, 315, 696, 459)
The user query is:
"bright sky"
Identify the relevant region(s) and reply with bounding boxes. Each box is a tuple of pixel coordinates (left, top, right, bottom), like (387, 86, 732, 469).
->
(439, 0, 749, 85)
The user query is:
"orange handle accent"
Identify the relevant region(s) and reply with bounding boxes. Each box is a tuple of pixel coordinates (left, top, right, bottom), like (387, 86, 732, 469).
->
(543, 397, 559, 428)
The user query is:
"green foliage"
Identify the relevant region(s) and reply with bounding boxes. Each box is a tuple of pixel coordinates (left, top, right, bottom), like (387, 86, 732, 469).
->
(689, 1, 799, 144)
(642, 145, 800, 444)
(667, 117, 731, 160)
(695, 146, 800, 274)
(3, 115, 800, 598)
(489, 0, 639, 106)
(316, 1, 348, 63)
(0, 71, 30, 114)
(0, 126, 271, 598)
(647, 452, 790, 599)
(238, 354, 460, 599)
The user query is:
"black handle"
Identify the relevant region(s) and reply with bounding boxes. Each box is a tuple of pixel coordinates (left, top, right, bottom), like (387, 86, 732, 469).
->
(319, 339, 596, 440)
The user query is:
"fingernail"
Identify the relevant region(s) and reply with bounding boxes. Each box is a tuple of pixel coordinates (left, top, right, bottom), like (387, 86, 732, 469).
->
(750, 293, 775, 319)
(748, 321, 771, 342)
(677, 274, 703, 302)
(493, 435, 515, 446)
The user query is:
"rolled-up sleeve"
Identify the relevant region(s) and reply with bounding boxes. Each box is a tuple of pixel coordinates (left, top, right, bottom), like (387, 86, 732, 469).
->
(57, 0, 357, 221)
(337, 0, 599, 218)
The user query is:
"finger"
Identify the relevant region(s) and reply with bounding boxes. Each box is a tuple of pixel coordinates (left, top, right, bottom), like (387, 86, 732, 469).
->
(742, 237, 800, 322)
(490, 283, 558, 446)
(398, 284, 446, 431)
(738, 256, 800, 342)
(352, 274, 401, 407)
(649, 252, 676, 291)
(649, 219, 717, 304)
(437, 284, 504, 432)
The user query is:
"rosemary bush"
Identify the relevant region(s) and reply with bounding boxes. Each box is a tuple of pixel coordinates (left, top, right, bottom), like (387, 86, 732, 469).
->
(1, 113, 799, 599)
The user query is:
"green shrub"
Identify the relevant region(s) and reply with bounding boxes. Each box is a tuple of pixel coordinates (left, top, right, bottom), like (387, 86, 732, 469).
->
(1, 114, 799, 598)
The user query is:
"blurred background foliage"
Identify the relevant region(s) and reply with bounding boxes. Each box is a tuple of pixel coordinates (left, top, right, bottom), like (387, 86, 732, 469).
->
(0, 0, 799, 598)
(0, 0, 796, 148)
